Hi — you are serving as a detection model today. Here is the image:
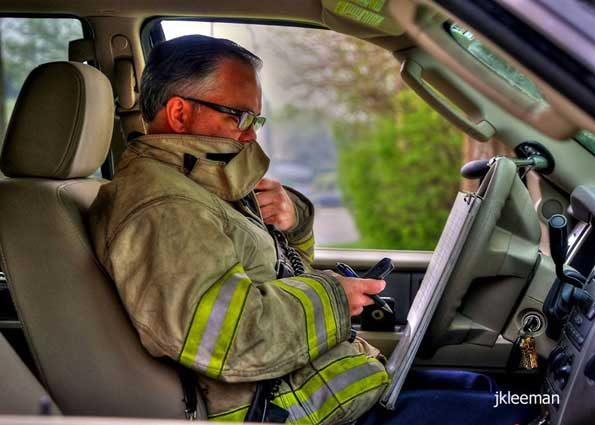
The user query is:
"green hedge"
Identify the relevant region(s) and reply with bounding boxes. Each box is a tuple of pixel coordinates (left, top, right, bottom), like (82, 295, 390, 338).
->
(335, 90, 463, 250)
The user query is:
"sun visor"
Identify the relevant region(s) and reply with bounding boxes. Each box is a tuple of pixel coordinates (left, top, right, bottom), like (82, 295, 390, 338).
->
(387, 0, 595, 139)
(321, 0, 404, 36)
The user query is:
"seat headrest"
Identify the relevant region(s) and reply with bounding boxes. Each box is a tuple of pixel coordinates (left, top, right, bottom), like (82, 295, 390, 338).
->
(0, 62, 114, 179)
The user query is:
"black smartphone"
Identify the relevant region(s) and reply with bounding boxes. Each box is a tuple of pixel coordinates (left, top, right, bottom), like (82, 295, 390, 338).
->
(362, 257, 394, 280)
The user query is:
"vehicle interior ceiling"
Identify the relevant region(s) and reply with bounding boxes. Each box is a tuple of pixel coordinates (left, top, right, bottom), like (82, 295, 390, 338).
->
(0, 0, 594, 420)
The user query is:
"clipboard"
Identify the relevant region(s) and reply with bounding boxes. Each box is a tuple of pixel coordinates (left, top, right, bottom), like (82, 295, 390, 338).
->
(381, 192, 482, 409)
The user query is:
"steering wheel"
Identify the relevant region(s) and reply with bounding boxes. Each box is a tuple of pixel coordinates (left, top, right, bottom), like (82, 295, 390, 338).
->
(382, 157, 541, 408)
(420, 156, 540, 355)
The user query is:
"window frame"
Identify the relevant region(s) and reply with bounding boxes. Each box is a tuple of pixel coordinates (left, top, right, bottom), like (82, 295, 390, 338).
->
(140, 17, 326, 61)
(136, 19, 467, 251)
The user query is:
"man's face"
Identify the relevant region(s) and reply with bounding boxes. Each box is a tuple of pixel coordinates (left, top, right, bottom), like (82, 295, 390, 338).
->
(186, 58, 262, 143)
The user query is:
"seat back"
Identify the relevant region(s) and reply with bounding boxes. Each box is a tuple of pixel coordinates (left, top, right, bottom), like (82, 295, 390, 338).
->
(0, 332, 60, 415)
(0, 62, 205, 418)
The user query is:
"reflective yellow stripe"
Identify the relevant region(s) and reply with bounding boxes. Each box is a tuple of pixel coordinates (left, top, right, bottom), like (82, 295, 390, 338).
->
(209, 405, 250, 422)
(300, 371, 387, 423)
(275, 280, 320, 359)
(274, 390, 301, 415)
(279, 355, 370, 409)
(275, 380, 310, 412)
(179, 263, 251, 378)
(274, 274, 341, 360)
(206, 275, 251, 377)
(179, 272, 226, 368)
(209, 356, 388, 424)
(294, 235, 314, 252)
(273, 355, 389, 424)
(294, 277, 337, 350)
(293, 234, 315, 261)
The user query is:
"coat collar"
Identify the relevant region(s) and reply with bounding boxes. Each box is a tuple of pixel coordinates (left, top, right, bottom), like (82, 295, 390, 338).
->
(120, 133, 270, 201)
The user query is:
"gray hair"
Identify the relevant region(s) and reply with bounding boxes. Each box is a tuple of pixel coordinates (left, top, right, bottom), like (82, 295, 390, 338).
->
(140, 34, 262, 122)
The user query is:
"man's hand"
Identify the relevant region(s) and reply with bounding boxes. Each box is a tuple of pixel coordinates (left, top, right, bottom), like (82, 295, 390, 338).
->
(324, 271, 386, 317)
(255, 178, 297, 232)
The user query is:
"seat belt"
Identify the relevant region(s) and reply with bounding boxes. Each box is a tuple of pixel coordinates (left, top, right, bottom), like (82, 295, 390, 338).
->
(175, 364, 199, 420)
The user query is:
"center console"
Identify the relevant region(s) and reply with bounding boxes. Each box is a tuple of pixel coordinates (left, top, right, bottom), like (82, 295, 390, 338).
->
(543, 186, 595, 425)
(545, 270, 595, 425)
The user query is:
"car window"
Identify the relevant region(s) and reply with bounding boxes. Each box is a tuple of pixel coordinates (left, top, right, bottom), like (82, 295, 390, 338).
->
(448, 22, 595, 156)
(0, 18, 83, 145)
(152, 20, 492, 250)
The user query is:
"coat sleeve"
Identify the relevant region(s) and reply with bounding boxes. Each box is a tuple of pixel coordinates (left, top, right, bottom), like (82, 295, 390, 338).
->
(283, 186, 316, 264)
(106, 197, 351, 383)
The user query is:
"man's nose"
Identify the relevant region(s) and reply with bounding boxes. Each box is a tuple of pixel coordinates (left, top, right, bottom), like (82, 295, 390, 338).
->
(238, 126, 257, 143)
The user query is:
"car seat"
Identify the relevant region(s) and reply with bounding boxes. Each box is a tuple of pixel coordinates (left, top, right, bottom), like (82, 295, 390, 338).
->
(0, 61, 206, 418)
(0, 332, 60, 415)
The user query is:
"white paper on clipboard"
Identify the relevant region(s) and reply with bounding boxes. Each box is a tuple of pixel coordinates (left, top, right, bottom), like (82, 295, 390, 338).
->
(381, 192, 481, 409)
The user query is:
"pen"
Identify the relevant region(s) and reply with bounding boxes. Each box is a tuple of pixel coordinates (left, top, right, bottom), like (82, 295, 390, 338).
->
(335, 262, 394, 314)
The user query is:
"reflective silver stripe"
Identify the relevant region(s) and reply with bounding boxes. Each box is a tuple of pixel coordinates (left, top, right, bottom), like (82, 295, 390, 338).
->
(195, 273, 244, 367)
(286, 363, 378, 421)
(285, 278, 328, 353)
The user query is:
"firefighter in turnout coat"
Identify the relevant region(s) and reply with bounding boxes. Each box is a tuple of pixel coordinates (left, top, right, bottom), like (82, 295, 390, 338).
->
(89, 34, 389, 424)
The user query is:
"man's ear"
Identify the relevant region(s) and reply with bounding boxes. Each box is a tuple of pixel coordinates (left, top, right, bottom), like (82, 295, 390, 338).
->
(164, 97, 194, 133)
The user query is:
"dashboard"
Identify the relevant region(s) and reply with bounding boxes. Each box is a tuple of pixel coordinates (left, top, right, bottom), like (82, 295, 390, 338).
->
(545, 186, 595, 425)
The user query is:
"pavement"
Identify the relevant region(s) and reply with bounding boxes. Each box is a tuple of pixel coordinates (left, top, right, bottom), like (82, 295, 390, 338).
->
(313, 206, 360, 245)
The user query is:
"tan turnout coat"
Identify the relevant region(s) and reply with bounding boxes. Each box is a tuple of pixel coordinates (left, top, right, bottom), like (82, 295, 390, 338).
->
(89, 134, 388, 424)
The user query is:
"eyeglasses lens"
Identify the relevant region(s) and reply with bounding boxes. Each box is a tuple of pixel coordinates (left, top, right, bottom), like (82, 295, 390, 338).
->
(238, 112, 265, 132)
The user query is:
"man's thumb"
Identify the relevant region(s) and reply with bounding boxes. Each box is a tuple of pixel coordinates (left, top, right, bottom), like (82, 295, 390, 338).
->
(363, 279, 386, 294)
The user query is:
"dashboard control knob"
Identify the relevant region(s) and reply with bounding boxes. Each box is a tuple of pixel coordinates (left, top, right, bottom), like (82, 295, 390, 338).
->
(549, 347, 568, 370)
(561, 285, 593, 315)
(556, 364, 573, 389)
(557, 364, 572, 379)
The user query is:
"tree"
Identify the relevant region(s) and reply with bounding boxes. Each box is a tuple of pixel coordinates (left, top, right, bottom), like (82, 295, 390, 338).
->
(267, 27, 403, 119)
(0, 18, 82, 139)
(336, 90, 463, 249)
(268, 27, 466, 249)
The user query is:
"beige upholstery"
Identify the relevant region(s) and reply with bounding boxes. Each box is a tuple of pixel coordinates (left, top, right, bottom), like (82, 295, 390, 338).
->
(0, 62, 206, 418)
(0, 62, 112, 179)
(0, 333, 60, 415)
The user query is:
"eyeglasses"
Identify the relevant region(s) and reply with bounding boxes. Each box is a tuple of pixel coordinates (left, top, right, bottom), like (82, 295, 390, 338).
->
(176, 95, 266, 132)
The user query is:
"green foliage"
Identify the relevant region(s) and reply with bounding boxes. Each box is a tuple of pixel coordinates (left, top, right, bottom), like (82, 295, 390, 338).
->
(0, 18, 82, 134)
(1, 18, 82, 97)
(264, 26, 467, 249)
(336, 89, 463, 250)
